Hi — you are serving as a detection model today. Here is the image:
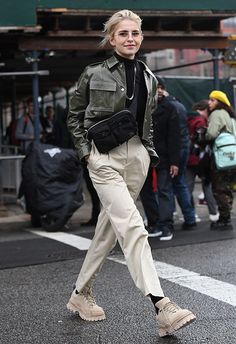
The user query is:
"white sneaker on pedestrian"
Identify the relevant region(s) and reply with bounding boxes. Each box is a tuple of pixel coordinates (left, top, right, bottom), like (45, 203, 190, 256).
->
(195, 214, 201, 222)
(148, 226, 163, 238)
(156, 297, 196, 337)
(159, 231, 173, 241)
(209, 213, 219, 222)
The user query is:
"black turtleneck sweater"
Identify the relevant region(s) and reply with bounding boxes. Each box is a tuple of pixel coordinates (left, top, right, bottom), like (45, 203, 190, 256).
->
(114, 52, 147, 136)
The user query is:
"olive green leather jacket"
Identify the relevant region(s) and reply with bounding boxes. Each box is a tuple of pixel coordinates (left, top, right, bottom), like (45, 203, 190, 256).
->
(67, 55, 158, 163)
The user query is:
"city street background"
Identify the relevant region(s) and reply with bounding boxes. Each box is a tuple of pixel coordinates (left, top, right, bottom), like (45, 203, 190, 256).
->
(0, 181, 235, 344)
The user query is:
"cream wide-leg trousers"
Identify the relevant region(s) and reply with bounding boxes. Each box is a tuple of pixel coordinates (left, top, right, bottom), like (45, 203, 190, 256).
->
(75, 136, 164, 297)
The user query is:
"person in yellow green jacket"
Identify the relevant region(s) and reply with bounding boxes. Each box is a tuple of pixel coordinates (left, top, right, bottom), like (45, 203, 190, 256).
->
(206, 90, 236, 230)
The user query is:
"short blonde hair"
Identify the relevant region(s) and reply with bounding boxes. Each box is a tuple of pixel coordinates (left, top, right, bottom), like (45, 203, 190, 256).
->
(100, 9, 142, 47)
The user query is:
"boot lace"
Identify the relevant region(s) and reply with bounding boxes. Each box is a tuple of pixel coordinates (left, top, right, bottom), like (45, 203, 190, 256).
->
(164, 301, 181, 313)
(81, 286, 97, 306)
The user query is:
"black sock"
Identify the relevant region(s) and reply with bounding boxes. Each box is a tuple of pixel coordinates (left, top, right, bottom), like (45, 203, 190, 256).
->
(73, 284, 79, 294)
(149, 294, 164, 314)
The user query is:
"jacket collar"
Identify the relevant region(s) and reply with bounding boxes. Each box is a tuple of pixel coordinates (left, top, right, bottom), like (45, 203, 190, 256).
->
(106, 55, 120, 69)
(106, 55, 153, 74)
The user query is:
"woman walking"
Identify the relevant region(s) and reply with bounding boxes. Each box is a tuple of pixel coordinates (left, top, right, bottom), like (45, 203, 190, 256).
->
(207, 90, 236, 230)
(66, 9, 196, 337)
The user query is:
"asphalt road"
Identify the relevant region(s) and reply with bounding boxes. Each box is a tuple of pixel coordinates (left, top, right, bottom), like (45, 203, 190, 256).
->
(0, 219, 236, 344)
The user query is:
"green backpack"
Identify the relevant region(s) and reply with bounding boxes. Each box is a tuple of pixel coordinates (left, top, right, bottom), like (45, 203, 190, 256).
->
(213, 118, 236, 170)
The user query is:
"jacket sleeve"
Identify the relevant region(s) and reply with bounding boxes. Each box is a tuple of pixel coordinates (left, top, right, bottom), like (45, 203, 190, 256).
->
(206, 110, 226, 140)
(67, 67, 91, 161)
(144, 77, 160, 166)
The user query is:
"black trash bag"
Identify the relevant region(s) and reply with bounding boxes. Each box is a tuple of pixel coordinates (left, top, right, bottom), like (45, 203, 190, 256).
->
(21, 142, 84, 231)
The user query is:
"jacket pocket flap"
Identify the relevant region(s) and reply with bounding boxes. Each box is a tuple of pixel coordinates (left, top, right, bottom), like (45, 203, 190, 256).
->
(90, 81, 116, 92)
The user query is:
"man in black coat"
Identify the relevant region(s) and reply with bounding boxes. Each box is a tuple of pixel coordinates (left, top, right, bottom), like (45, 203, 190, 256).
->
(140, 78, 180, 240)
(168, 95, 197, 229)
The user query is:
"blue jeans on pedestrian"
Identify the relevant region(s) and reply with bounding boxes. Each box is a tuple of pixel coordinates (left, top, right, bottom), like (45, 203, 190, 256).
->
(173, 147, 196, 224)
(140, 166, 174, 233)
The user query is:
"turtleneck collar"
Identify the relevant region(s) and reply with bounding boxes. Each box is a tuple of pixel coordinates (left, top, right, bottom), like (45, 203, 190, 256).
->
(114, 52, 136, 66)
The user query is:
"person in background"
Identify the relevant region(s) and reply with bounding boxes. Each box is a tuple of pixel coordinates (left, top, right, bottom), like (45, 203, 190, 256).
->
(66, 9, 196, 337)
(186, 100, 219, 223)
(139, 166, 160, 236)
(141, 77, 181, 241)
(206, 90, 236, 230)
(41, 105, 55, 144)
(16, 98, 42, 226)
(15, 98, 41, 154)
(141, 81, 197, 236)
(168, 92, 197, 230)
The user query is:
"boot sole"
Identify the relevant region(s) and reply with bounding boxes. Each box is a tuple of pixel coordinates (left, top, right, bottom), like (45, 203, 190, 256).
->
(158, 312, 196, 337)
(66, 301, 106, 321)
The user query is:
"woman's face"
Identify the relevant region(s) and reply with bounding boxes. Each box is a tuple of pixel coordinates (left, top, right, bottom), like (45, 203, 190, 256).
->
(109, 19, 143, 59)
(208, 98, 219, 112)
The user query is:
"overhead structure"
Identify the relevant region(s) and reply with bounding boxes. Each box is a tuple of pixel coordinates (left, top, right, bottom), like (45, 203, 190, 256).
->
(0, 1, 236, 101)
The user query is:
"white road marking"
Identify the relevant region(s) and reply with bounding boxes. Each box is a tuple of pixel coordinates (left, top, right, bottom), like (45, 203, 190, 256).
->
(30, 230, 236, 307)
(109, 256, 236, 307)
(30, 230, 91, 250)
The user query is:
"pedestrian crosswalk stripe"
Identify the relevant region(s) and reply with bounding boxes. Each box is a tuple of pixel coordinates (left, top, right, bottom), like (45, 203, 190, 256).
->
(30, 230, 236, 307)
(30, 230, 91, 250)
(109, 256, 236, 307)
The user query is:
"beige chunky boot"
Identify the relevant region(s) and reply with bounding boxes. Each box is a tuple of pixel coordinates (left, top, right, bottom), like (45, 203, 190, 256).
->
(156, 297, 196, 337)
(67, 286, 106, 321)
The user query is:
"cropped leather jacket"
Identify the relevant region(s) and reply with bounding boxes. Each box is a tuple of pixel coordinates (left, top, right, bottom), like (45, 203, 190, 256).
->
(67, 55, 158, 163)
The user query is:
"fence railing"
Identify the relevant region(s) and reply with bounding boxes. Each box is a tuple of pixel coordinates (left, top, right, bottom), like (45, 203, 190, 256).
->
(0, 145, 25, 204)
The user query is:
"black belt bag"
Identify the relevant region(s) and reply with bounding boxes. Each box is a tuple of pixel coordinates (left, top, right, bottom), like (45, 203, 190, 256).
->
(87, 109, 137, 153)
